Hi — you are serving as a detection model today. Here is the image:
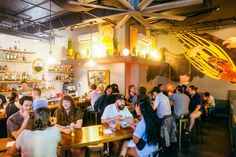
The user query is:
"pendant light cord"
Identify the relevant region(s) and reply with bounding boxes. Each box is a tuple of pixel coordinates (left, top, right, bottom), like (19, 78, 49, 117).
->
(49, 0, 52, 54)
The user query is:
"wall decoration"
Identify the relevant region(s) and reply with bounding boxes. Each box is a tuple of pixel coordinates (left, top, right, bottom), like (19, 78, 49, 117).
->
(88, 70, 110, 87)
(67, 38, 74, 58)
(177, 33, 236, 84)
(32, 58, 45, 73)
(130, 26, 138, 56)
(147, 33, 236, 84)
(146, 47, 204, 83)
(99, 25, 114, 55)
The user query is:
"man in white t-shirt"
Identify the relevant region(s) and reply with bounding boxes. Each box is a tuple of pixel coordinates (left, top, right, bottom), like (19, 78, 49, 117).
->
(101, 94, 133, 124)
(203, 92, 215, 117)
(101, 94, 133, 156)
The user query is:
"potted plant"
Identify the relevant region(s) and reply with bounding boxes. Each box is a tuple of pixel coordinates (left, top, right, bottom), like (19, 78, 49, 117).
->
(113, 38, 120, 56)
(66, 38, 74, 58)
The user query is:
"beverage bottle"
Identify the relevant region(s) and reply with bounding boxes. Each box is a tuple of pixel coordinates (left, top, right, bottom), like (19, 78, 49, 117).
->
(70, 122, 75, 137)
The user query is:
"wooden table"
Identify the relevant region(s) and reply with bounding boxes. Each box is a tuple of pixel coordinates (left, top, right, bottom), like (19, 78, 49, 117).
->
(0, 137, 14, 156)
(58, 125, 133, 151)
(0, 114, 7, 120)
(0, 125, 133, 156)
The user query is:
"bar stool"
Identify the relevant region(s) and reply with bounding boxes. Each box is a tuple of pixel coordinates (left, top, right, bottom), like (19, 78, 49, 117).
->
(89, 110, 98, 125)
(85, 143, 104, 157)
(148, 147, 164, 157)
(178, 113, 189, 149)
(194, 115, 203, 142)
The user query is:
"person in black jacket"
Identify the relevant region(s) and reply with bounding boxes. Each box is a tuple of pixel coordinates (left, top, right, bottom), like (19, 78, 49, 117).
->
(6, 92, 20, 118)
(94, 85, 112, 113)
(105, 83, 120, 107)
(0, 94, 7, 109)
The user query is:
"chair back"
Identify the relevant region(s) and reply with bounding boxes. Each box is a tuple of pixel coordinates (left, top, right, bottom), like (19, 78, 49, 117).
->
(148, 147, 164, 157)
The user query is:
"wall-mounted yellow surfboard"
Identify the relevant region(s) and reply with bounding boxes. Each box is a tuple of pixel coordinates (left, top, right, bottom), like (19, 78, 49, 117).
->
(176, 32, 236, 84)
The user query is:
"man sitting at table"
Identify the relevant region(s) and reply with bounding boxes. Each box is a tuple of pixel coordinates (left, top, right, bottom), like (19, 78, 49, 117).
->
(186, 85, 202, 134)
(6, 96, 33, 139)
(101, 94, 133, 124)
(101, 94, 133, 156)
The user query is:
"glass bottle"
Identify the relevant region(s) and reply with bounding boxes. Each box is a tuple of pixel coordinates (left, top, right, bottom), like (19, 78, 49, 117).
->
(70, 122, 75, 137)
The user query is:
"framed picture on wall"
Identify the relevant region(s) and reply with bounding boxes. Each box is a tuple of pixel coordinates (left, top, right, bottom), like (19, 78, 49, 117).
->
(88, 70, 110, 87)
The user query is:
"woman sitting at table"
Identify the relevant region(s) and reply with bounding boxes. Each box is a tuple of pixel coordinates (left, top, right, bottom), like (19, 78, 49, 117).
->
(53, 95, 83, 134)
(15, 107, 61, 157)
(126, 96, 161, 157)
(6, 92, 20, 118)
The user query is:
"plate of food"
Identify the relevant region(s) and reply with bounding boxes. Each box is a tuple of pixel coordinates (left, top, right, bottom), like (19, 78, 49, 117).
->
(120, 121, 130, 129)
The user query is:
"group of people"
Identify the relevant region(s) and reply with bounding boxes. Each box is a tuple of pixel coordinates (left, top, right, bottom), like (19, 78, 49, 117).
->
(0, 81, 84, 157)
(86, 82, 215, 156)
(0, 80, 216, 157)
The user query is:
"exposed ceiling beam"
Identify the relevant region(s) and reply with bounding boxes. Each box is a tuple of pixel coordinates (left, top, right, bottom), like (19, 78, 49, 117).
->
(137, 0, 154, 11)
(83, 11, 128, 23)
(84, 11, 116, 25)
(117, 0, 134, 10)
(0, 27, 48, 40)
(143, 0, 203, 13)
(142, 12, 186, 21)
(69, 1, 127, 12)
(131, 12, 152, 29)
(115, 14, 131, 29)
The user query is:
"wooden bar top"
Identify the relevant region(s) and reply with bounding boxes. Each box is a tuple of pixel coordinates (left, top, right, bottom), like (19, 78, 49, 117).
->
(58, 125, 133, 151)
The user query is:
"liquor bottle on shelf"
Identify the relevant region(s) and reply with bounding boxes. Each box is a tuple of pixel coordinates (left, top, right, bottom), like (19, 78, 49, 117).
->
(14, 41, 18, 50)
(6, 52, 10, 60)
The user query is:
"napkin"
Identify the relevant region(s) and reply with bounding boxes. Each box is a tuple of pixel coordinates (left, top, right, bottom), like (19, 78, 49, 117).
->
(6, 141, 15, 147)
(103, 129, 112, 134)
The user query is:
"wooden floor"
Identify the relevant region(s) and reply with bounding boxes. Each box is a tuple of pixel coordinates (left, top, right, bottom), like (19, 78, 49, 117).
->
(161, 117, 232, 157)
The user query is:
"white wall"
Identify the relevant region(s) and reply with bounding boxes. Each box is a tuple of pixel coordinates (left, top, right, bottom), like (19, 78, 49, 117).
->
(75, 63, 126, 96)
(0, 33, 66, 97)
(155, 25, 236, 100)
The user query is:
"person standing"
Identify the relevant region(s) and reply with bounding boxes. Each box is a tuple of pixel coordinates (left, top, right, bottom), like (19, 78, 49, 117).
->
(18, 81, 32, 97)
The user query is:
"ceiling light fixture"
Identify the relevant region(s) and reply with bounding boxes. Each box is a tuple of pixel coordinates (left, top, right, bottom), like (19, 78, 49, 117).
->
(47, 0, 55, 64)
(85, 21, 96, 67)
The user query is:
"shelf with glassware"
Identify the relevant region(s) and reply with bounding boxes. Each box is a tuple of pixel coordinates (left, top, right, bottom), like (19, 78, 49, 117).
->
(0, 80, 55, 95)
(48, 65, 75, 73)
(0, 88, 55, 95)
(48, 64, 75, 82)
(0, 46, 35, 63)
(0, 71, 45, 82)
(0, 47, 36, 54)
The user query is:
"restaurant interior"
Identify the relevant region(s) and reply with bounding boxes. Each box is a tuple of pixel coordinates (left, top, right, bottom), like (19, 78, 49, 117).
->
(0, 0, 236, 157)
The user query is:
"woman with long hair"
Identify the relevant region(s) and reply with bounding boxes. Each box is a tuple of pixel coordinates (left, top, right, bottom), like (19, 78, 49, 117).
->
(15, 107, 61, 157)
(6, 92, 20, 118)
(94, 85, 112, 113)
(54, 95, 83, 134)
(126, 96, 161, 157)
